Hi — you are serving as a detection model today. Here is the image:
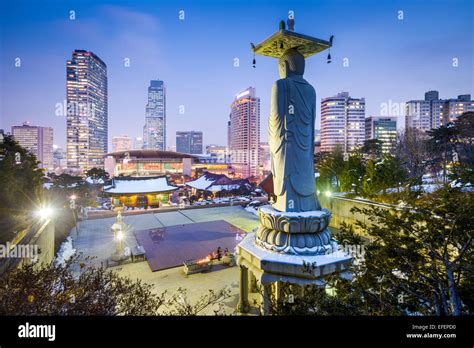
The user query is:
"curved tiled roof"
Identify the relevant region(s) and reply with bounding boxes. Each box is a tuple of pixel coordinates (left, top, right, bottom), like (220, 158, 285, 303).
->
(104, 175, 178, 194)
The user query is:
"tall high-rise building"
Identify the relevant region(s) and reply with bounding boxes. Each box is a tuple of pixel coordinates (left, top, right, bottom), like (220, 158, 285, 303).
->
(443, 94, 474, 124)
(143, 80, 166, 150)
(424, 90, 439, 101)
(12, 122, 54, 169)
(133, 137, 144, 150)
(405, 91, 473, 132)
(176, 131, 203, 154)
(320, 92, 365, 153)
(112, 135, 133, 152)
(228, 87, 260, 178)
(66, 50, 108, 170)
(365, 116, 397, 154)
(405, 90, 442, 132)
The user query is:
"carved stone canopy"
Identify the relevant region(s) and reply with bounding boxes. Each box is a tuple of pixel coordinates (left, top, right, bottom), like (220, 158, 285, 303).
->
(253, 29, 331, 59)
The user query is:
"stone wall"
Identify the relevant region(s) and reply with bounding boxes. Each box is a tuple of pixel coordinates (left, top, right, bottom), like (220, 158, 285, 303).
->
(0, 219, 55, 274)
(319, 195, 394, 239)
(29, 219, 55, 267)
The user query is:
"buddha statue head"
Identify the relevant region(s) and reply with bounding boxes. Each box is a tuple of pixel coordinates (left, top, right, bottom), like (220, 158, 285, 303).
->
(278, 48, 305, 78)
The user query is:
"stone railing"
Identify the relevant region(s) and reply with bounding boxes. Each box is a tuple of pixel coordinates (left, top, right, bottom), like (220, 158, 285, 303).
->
(319, 194, 395, 238)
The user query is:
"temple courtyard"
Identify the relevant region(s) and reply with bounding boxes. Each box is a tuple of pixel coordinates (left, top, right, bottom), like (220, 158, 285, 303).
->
(70, 206, 342, 315)
(70, 206, 261, 314)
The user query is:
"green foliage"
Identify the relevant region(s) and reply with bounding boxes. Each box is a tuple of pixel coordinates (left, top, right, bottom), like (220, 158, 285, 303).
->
(347, 187, 473, 315)
(361, 139, 383, 159)
(318, 146, 408, 198)
(0, 255, 231, 315)
(269, 187, 473, 316)
(86, 167, 110, 183)
(316, 146, 345, 192)
(361, 155, 408, 197)
(340, 151, 365, 194)
(0, 135, 44, 242)
(47, 173, 98, 208)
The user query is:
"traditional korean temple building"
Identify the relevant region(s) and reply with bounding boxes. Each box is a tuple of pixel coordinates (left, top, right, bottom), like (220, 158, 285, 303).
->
(186, 172, 251, 195)
(104, 176, 178, 208)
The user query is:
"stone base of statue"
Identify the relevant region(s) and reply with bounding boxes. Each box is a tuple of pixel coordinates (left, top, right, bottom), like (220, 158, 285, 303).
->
(255, 205, 334, 255)
(236, 205, 352, 315)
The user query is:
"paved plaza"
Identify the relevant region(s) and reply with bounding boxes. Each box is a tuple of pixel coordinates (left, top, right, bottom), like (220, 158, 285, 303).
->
(72, 205, 259, 266)
(70, 206, 260, 314)
(135, 220, 246, 271)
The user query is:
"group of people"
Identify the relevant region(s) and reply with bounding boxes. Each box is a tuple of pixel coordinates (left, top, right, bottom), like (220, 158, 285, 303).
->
(208, 247, 229, 261)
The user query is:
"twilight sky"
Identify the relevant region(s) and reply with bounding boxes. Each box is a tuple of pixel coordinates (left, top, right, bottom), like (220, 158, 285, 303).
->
(0, 0, 472, 150)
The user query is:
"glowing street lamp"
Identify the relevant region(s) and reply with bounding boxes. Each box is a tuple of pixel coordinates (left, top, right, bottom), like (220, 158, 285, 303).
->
(116, 230, 124, 241)
(35, 207, 54, 220)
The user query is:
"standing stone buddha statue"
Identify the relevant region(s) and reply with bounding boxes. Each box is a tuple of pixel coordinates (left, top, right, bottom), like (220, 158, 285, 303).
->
(269, 48, 321, 212)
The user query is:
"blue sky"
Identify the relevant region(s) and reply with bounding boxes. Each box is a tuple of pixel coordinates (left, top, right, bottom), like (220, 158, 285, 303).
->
(0, 0, 472, 149)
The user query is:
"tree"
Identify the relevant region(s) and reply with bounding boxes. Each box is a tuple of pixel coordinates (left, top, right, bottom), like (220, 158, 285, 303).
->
(427, 124, 458, 183)
(348, 186, 473, 315)
(0, 135, 44, 243)
(449, 112, 474, 187)
(85, 167, 110, 183)
(340, 151, 365, 194)
(268, 186, 473, 316)
(361, 139, 383, 160)
(0, 256, 231, 315)
(395, 128, 430, 185)
(361, 159, 378, 197)
(49, 172, 83, 188)
(375, 155, 408, 195)
(317, 146, 345, 192)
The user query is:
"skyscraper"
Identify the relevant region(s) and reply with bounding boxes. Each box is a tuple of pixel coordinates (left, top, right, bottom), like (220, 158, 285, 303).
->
(133, 137, 144, 150)
(143, 80, 166, 150)
(405, 91, 474, 132)
(12, 122, 54, 169)
(66, 50, 108, 170)
(365, 116, 397, 154)
(443, 94, 474, 124)
(228, 87, 260, 178)
(320, 92, 365, 153)
(112, 135, 133, 152)
(405, 90, 442, 132)
(176, 131, 203, 154)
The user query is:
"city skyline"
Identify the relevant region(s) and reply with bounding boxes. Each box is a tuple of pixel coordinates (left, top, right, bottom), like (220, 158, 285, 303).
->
(1, 0, 472, 150)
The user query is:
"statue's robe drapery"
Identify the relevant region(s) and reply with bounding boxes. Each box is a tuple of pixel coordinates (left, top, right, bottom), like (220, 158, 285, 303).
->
(269, 75, 321, 212)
